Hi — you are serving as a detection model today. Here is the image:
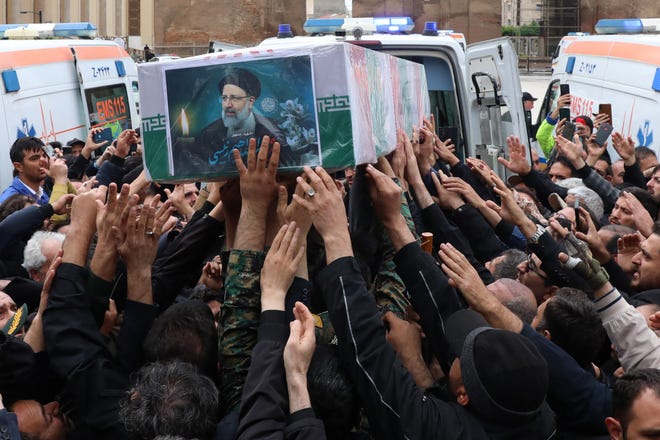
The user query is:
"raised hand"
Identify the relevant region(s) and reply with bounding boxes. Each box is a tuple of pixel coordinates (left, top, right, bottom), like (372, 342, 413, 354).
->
(466, 157, 494, 187)
(498, 136, 531, 175)
(611, 132, 636, 166)
(200, 255, 223, 292)
(115, 129, 139, 158)
(284, 302, 316, 373)
(276, 184, 312, 235)
(623, 192, 654, 237)
(485, 171, 536, 236)
(438, 243, 492, 311)
(260, 222, 305, 311)
(283, 301, 316, 413)
(365, 164, 404, 227)
(556, 133, 586, 168)
(574, 207, 610, 263)
(293, 166, 352, 264)
(233, 136, 280, 211)
(431, 170, 464, 210)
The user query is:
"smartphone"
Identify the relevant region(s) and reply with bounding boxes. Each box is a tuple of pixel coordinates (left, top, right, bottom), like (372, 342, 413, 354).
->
(559, 107, 571, 122)
(93, 127, 114, 145)
(562, 121, 576, 140)
(560, 83, 570, 96)
(573, 199, 581, 232)
(43, 145, 56, 158)
(598, 103, 612, 125)
(595, 122, 613, 146)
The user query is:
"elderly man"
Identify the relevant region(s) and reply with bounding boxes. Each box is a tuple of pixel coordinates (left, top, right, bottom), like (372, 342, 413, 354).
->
(175, 67, 293, 174)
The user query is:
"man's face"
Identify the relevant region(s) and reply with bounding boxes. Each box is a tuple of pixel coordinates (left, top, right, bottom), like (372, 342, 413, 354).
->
(531, 297, 550, 330)
(548, 162, 572, 183)
(30, 238, 63, 283)
(11, 400, 67, 440)
(639, 156, 659, 174)
(575, 122, 591, 138)
(14, 148, 48, 184)
(221, 84, 254, 130)
(608, 388, 660, 440)
(593, 159, 611, 181)
(69, 143, 84, 157)
(517, 254, 550, 304)
(646, 170, 660, 202)
(631, 234, 660, 291)
(609, 196, 635, 228)
(612, 161, 626, 185)
(524, 100, 534, 111)
(182, 183, 199, 207)
(0, 291, 17, 330)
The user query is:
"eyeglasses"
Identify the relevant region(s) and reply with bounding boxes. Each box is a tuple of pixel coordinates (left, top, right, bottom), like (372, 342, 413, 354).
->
(221, 95, 249, 104)
(525, 254, 547, 280)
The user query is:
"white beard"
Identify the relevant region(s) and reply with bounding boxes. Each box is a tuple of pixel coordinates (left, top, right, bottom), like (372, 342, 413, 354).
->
(222, 104, 251, 131)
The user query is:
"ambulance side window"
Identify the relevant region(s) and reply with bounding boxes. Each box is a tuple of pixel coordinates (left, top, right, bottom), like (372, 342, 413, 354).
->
(403, 55, 464, 159)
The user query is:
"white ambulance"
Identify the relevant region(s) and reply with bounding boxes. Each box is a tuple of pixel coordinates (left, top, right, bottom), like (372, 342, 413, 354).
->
(0, 22, 140, 190)
(535, 18, 660, 154)
(259, 17, 528, 176)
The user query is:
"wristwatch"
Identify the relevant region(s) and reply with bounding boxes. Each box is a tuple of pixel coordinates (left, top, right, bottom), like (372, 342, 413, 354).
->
(527, 224, 545, 244)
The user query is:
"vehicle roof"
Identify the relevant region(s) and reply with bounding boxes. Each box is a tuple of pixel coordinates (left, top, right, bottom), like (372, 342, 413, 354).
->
(0, 38, 123, 52)
(560, 33, 660, 65)
(258, 33, 465, 50)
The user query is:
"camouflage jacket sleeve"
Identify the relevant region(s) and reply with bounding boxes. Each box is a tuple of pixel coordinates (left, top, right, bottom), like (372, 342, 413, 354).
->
(372, 181, 416, 319)
(219, 249, 264, 415)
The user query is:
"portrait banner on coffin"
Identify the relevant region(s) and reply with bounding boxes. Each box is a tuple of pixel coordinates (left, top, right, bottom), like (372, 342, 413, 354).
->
(162, 55, 321, 180)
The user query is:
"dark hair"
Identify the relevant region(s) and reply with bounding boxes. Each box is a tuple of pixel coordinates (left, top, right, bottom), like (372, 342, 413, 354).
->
(143, 300, 218, 378)
(119, 361, 219, 440)
(535, 288, 606, 368)
(612, 369, 660, 432)
(634, 146, 657, 161)
(307, 344, 360, 439)
(0, 194, 36, 222)
(491, 249, 527, 280)
(600, 224, 637, 255)
(622, 187, 658, 220)
(552, 156, 578, 177)
(9, 137, 44, 164)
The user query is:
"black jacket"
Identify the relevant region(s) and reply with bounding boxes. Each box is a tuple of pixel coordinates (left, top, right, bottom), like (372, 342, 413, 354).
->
(236, 310, 326, 440)
(318, 255, 556, 439)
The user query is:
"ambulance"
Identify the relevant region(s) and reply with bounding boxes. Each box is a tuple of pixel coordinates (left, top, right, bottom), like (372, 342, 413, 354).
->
(535, 18, 660, 155)
(0, 22, 140, 190)
(259, 17, 528, 176)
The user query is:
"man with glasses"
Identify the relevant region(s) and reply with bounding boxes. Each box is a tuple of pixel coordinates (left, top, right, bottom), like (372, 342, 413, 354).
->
(193, 67, 293, 172)
(517, 253, 558, 305)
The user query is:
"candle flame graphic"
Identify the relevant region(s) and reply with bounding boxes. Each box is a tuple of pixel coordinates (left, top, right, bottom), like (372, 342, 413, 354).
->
(181, 109, 189, 136)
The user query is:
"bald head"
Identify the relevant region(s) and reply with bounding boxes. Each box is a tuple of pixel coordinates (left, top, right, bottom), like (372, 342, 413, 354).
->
(487, 278, 538, 324)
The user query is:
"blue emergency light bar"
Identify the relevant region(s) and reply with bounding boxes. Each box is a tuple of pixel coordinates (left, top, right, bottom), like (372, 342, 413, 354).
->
(53, 22, 97, 37)
(595, 18, 660, 34)
(372, 17, 414, 33)
(303, 17, 414, 34)
(595, 19, 643, 34)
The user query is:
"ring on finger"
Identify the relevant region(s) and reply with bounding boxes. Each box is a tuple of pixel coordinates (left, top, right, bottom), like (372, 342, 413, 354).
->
(145, 230, 155, 236)
(306, 188, 316, 198)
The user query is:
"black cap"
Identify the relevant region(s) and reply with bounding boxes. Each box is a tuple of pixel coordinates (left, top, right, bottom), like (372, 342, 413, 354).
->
(66, 138, 85, 147)
(445, 309, 548, 424)
(522, 92, 537, 102)
(218, 68, 261, 99)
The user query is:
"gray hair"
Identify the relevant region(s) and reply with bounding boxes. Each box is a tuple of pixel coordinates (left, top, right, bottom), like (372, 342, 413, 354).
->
(22, 230, 65, 271)
(119, 361, 219, 440)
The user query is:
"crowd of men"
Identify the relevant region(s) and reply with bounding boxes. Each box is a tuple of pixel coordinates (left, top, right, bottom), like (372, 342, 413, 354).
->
(0, 91, 658, 440)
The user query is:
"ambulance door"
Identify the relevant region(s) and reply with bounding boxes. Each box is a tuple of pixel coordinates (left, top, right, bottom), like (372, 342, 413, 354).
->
(466, 38, 528, 176)
(70, 45, 135, 139)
